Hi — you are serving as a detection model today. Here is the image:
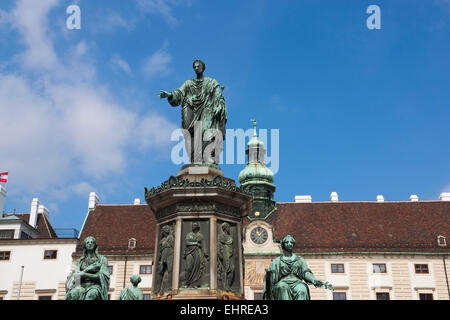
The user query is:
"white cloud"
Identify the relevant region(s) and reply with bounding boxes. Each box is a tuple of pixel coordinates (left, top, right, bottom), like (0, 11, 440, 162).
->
(92, 11, 138, 33)
(138, 0, 180, 26)
(110, 55, 132, 74)
(0, 0, 177, 199)
(10, 0, 61, 72)
(74, 41, 87, 57)
(143, 49, 172, 78)
(0, 8, 11, 27)
(135, 113, 178, 151)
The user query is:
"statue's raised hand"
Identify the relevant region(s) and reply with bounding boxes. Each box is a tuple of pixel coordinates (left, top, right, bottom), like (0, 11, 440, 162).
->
(158, 90, 171, 99)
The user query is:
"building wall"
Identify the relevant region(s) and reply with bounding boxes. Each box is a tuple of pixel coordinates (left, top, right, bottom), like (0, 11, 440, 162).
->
(0, 240, 78, 300)
(243, 253, 450, 300)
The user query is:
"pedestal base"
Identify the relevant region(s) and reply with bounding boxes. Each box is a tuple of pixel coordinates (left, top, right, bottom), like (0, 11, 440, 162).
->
(177, 164, 235, 185)
(152, 289, 244, 300)
(146, 167, 252, 301)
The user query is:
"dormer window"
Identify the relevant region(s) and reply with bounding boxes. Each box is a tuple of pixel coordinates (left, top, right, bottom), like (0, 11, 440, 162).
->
(437, 235, 447, 247)
(128, 238, 136, 250)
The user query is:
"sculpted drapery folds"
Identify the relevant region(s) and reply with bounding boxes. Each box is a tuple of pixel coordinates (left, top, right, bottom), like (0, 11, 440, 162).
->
(65, 236, 110, 300)
(217, 222, 235, 291)
(181, 222, 209, 288)
(159, 59, 227, 164)
(155, 224, 174, 294)
(119, 275, 144, 300)
(263, 235, 334, 300)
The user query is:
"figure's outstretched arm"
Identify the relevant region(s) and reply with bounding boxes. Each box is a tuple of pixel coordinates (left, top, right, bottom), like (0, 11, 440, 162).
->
(159, 81, 187, 106)
(304, 271, 334, 290)
(158, 90, 172, 99)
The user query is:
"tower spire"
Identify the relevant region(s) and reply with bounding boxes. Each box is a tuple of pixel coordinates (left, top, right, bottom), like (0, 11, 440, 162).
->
(238, 119, 276, 220)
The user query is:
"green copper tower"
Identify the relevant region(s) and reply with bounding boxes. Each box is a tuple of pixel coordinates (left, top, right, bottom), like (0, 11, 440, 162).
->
(238, 119, 276, 220)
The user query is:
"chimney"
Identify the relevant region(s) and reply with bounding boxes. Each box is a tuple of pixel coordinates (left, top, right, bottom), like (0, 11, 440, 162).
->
(38, 205, 50, 219)
(330, 192, 339, 202)
(0, 185, 6, 214)
(88, 192, 99, 211)
(134, 198, 141, 205)
(439, 192, 450, 201)
(29, 198, 40, 228)
(376, 195, 384, 202)
(295, 195, 312, 203)
(410, 194, 419, 202)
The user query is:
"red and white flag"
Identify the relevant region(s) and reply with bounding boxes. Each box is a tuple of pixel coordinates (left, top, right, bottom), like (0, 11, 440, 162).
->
(0, 172, 8, 183)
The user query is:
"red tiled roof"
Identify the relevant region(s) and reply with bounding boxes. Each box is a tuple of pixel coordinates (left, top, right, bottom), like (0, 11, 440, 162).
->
(77, 205, 157, 255)
(79, 201, 449, 255)
(260, 201, 450, 253)
(2, 213, 58, 239)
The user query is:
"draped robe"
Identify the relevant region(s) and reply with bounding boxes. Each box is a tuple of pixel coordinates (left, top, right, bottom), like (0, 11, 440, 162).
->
(218, 232, 234, 289)
(65, 254, 110, 300)
(118, 286, 144, 300)
(183, 231, 207, 287)
(263, 254, 313, 300)
(168, 77, 227, 163)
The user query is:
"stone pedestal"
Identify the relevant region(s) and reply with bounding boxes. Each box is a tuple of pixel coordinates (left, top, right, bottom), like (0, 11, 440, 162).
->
(145, 166, 252, 300)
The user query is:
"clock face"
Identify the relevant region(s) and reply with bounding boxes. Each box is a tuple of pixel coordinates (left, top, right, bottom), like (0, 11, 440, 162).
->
(250, 227, 268, 244)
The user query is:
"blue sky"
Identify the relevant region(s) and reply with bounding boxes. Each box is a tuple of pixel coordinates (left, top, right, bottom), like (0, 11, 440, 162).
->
(0, 0, 449, 232)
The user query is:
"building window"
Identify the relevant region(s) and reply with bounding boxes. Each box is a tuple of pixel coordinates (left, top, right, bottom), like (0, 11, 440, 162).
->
(333, 292, 347, 300)
(43, 250, 57, 260)
(128, 238, 136, 250)
(373, 263, 387, 273)
(143, 294, 151, 300)
(253, 292, 263, 300)
(0, 251, 10, 261)
(437, 235, 447, 247)
(20, 232, 31, 239)
(0, 230, 14, 239)
(419, 293, 433, 300)
(376, 292, 390, 300)
(331, 264, 345, 273)
(108, 265, 113, 275)
(140, 265, 152, 274)
(414, 264, 429, 274)
(38, 296, 52, 300)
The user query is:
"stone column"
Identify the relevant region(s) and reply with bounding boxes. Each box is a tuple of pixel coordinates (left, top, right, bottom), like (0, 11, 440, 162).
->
(172, 217, 182, 292)
(237, 221, 244, 293)
(151, 224, 160, 292)
(210, 217, 217, 291)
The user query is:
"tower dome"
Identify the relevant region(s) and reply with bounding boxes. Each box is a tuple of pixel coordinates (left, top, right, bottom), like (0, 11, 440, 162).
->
(238, 119, 276, 219)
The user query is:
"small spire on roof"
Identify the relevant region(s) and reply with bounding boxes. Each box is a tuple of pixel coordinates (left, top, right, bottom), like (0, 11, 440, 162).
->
(250, 118, 257, 136)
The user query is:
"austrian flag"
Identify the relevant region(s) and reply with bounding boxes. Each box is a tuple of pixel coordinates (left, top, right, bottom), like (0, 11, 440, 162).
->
(0, 172, 8, 183)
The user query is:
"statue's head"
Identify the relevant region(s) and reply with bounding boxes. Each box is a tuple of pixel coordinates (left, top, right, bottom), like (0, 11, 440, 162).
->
(161, 225, 170, 235)
(281, 234, 296, 251)
(130, 274, 142, 286)
(221, 222, 230, 233)
(192, 221, 200, 232)
(83, 236, 98, 255)
(193, 59, 205, 74)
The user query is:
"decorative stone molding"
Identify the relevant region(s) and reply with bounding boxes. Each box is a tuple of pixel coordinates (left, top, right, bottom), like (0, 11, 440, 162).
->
(145, 175, 252, 200)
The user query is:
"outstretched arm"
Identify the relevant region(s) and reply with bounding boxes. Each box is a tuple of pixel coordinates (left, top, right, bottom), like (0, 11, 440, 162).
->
(158, 90, 172, 99)
(304, 271, 334, 290)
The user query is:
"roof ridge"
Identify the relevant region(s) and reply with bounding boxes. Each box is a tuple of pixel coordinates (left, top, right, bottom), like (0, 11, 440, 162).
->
(96, 204, 147, 207)
(277, 201, 447, 204)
